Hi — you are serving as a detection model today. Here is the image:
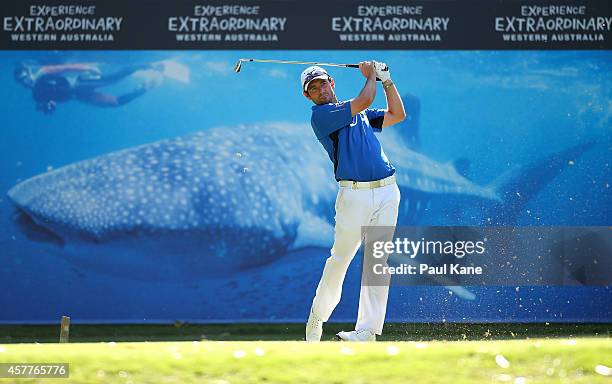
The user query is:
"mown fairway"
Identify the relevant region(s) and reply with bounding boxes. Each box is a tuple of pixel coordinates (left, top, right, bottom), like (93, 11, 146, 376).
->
(0, 337, 610, 383)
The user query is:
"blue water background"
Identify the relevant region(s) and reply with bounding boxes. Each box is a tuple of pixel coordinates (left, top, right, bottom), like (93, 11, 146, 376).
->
(0, 51, 610, 323)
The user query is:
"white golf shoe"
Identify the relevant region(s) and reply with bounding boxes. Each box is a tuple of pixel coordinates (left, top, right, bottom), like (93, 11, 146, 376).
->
(305, 310, 323, 342)
(335, 329, 376, 342)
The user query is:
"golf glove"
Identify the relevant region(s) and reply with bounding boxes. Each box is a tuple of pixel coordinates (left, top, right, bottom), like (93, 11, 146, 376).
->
(374, 61, 391, 82)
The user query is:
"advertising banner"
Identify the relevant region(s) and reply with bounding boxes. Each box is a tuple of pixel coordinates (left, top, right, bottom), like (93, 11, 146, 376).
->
(0, 1, 610, 323)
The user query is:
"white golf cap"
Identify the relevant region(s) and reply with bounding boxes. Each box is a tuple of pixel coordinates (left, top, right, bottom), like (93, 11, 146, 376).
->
(301, 66, 329, 92)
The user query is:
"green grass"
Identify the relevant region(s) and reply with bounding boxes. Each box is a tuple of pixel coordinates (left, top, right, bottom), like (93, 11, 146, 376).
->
(0, 324, 610, 383)
(1, 323, 610, 343)
(0, 338, 611, 383)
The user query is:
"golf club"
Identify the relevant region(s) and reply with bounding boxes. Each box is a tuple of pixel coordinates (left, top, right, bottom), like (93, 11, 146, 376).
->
(233, 58, 388, 74)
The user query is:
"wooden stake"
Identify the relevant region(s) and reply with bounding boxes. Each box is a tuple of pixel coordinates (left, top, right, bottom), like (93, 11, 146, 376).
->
(59, 316, 70, 343)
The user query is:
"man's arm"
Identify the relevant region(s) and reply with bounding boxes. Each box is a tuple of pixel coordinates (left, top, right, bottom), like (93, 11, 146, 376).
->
(381, 79, 406, 128)
(350, 61, 377, 117)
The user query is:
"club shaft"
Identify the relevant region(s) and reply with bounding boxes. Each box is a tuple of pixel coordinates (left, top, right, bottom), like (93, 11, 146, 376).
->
(240, 58, 358, 69)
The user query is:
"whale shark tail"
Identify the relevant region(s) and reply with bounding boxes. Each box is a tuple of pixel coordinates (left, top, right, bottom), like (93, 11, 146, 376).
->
(383, 93, 421, 150)
(487, 141, 595, 225)
(398, 93, 422, 150)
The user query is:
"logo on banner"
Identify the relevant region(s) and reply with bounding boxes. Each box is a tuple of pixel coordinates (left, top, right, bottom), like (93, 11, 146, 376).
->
(330, 5, 451, 44)
(168, 5, 287, 43)
(494, 4, 612, 44)
(2, 5, 123, 43)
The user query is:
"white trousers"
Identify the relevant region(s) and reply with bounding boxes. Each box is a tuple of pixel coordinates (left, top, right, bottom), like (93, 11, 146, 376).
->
(311, 182, 401, 335)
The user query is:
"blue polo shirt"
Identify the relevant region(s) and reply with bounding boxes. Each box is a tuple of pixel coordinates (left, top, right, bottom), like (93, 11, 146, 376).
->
(310, 100, 395, 182)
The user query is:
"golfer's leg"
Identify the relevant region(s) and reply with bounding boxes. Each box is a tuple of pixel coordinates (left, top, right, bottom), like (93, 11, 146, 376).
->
(311, 188, 370, 321)
(356, 184, 401, 335)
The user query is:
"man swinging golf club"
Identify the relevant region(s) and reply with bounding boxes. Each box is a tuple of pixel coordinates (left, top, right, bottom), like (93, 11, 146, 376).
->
(303, 61, 406, 342)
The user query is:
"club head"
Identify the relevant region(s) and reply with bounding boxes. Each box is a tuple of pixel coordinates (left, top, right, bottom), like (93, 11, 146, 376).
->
(233, 60, 242, 73)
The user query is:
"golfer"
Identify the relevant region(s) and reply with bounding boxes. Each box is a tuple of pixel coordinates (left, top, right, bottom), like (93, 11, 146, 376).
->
(303, 61, 406, 341)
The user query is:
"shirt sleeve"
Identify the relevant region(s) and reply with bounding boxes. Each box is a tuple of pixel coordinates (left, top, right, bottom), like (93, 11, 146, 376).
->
(365, 108, 386, 132)
(311, 101, 352, 139)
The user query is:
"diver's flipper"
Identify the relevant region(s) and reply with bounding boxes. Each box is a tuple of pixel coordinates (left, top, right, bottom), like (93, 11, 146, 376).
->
(155, 60, 190, 84)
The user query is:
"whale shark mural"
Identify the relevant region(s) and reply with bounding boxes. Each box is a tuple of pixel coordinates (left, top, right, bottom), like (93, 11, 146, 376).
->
(6, 95, 594, 283)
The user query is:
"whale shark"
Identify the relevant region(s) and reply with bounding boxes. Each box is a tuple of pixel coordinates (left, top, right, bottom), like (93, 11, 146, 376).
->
(6, 100, 594, 283)
(9, 123, 338, 280)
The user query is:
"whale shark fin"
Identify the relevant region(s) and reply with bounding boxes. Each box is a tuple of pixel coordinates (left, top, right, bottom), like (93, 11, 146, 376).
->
(487, 141, 595, 225)
(452, 157, 471, 179)
(389, 93, 421, 150)
(292, 213, 334, 250)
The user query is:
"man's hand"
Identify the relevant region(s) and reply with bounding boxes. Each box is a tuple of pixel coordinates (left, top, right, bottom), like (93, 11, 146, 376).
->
(374, 61, 391, 83)
(359, 61, 377, 80)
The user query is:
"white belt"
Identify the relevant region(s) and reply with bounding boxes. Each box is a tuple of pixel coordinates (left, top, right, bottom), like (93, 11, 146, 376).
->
(338, 174, 396, 189)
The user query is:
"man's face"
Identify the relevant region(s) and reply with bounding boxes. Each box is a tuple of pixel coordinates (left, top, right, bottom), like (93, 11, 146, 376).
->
(304, 78, 335, 105)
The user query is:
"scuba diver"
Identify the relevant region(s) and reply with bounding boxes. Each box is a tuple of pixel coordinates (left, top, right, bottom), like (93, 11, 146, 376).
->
(13, 62, 163, 114)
